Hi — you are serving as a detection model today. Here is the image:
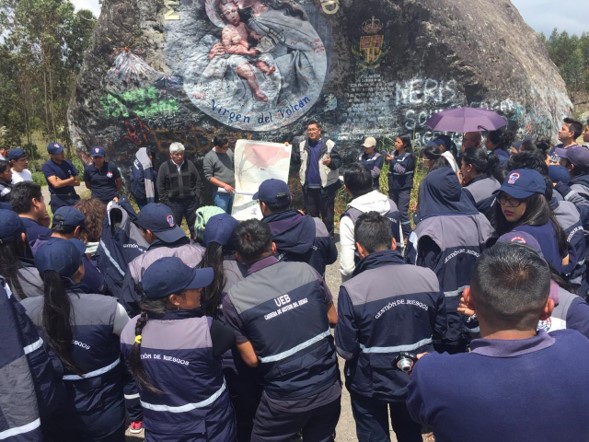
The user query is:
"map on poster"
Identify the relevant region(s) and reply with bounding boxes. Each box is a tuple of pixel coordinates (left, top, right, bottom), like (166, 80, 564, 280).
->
(232, 140, 292, 220)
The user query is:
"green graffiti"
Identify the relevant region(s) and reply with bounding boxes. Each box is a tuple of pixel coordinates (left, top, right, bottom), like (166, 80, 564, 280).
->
(101, 87, 178, 119)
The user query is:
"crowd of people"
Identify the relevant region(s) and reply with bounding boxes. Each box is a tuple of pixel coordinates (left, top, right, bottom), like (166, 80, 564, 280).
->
(2, 116, 589, 442)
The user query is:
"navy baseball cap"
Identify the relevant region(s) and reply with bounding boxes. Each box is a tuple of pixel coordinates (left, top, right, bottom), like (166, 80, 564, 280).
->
(90, 146, 106, 157)
(204, 213, 239, 247)
(0, 209, 25, 243)
(137, 203, 185, 243)
(253, 179, 291, 205)
(547, 165, 570, 184)
(35, 238, 85, 277)
(142, 257, 214, 299)
(52, 206, 85, 231)
(497, 231, 543, 257)
(8, 148, 27, 161)
(554, 146, 589, 169)
(47, 142, 64, 155)
(496, 169, 546, 199)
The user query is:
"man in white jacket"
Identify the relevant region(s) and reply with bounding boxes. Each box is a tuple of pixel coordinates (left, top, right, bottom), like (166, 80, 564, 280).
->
(339, 163, 401, 281)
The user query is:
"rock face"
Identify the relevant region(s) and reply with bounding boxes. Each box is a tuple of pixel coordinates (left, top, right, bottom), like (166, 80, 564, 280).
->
(69, 0, 572, 167)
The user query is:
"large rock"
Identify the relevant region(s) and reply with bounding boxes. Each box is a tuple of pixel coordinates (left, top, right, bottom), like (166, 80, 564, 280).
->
(68, 0, 572, 167)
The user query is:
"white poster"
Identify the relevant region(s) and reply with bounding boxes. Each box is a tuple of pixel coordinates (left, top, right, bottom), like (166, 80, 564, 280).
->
(232, 140, 292, 220)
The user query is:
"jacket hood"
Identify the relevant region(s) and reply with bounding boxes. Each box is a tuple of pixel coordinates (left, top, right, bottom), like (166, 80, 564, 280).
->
(264, 209, 316, 255)
(348, 190, 393, 216)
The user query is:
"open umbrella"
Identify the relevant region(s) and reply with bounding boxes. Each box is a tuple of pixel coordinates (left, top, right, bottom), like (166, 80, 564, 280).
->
(425, 107, 507, 132)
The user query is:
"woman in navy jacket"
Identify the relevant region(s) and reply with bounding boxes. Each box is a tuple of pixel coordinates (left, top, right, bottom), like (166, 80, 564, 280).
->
(120, 257, 236, 441)
(21, 237, 130, 441)
(386, 134, 415, 240)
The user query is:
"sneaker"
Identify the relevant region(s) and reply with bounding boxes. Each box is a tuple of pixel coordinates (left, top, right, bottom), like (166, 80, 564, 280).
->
(129, 421, 143, 434)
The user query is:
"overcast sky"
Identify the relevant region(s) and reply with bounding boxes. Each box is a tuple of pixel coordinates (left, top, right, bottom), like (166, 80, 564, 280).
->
(70, 0, 588, 36)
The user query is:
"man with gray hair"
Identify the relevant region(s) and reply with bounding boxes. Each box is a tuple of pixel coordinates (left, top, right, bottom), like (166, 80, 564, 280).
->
(156, 142, 203, 239)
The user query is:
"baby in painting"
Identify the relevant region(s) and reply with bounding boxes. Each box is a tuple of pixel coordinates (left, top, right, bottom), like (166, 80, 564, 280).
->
(219, 1, 275, 101)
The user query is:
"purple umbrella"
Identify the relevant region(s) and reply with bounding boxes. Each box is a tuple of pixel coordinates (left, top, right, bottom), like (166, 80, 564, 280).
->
(425, 107, 507, 132)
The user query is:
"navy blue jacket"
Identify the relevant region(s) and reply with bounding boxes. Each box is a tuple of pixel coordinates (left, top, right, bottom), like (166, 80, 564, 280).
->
(408, 330, 589, 442)
(84, 162, 120, 203)
(0, 280, 64, 441)
(463, 175, 500, 221)
(41, 159, 79, 196)
(335, 251, 446, 402)
(551, 197, 586, 285)
(120, 310, 236, 440)
(22, 291, 127, 440)
(388, 151, 415, 191)
(263, 209, 337, 276)
(223, 256, 339, 400)
(358, 151, 384, 189)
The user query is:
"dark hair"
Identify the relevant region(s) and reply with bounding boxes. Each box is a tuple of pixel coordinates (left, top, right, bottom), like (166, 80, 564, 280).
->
(494, 193, 568, 258)
(213, 136, 228, 148)
(461, 147, 504, 183)
(74, 199, 105, 243)
(306, 119, 321, 129)
(343, 163, 372, 198)
(435, 134, 457, 158)
(487, 128, 515, 149)
(565, 119, 583, 139)
(127, 298, 173, 394)
(421, 145, 449, 171)
(0, 239, 29, 299)
(355, 211, 392, 254)
(41, 271, 82, 374)
(471, 243, 550, 330)
(234, 219, 273, 265)
(535, 137, 552, 153)
(506, 152, 552, 200)
(397, 134, 413, 151)
(10, 181, 43, 214)
(265, 196, 291, 212)
(201, 243, 227, 317)
(0, 159, 9, 175)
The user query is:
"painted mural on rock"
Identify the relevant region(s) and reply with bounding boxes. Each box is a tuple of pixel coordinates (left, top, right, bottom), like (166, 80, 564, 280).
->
(69, 0, 573, 169)
(172, 0, 327, 131)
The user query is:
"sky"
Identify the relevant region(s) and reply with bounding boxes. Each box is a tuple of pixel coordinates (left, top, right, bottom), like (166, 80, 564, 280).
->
(69, 0, 588, 36)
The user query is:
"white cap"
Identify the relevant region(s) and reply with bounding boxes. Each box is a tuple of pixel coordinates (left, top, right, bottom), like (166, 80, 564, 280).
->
(362, 136, 377, 148)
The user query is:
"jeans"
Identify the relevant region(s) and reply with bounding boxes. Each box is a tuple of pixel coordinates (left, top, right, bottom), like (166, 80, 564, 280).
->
(212, 190, 234, 214)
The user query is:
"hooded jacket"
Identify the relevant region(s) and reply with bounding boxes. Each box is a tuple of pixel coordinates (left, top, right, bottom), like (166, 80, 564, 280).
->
(263, 209, 337, 276)
(340, 190, 400, 281)
(408, 168, 493, 345)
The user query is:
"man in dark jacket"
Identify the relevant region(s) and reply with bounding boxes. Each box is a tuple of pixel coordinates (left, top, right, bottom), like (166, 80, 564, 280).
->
(407, 243, 589, 442)
(255, 178, 337, 277)
(335, 211, 446, 442)
(223, 219, 341, 442)
(157, 142, 203, 239)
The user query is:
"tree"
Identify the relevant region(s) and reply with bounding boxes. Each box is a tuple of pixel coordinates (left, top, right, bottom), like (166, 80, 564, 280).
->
(0, 0, 96, 148)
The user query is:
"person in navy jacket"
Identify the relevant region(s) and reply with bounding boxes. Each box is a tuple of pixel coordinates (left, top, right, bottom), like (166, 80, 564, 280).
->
(407, 243, 589, 442)
(41, 141, 80, 212)
(84, 146, 122, 204)
(255, 178, 337, 277)
(223, 219, 341, 442)
(336, 211, 446, 442)
(120, 257, 236, 442)
(21, 238, 130, 442)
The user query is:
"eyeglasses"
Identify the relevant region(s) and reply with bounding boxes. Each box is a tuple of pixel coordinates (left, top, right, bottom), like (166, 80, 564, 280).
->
(497, 195, 523, 208)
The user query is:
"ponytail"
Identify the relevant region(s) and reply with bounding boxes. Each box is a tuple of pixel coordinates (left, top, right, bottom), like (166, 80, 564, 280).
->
(41, 271, 81, 374)
(201, 243, 227, 317)
(127, 298, 170, 394)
